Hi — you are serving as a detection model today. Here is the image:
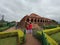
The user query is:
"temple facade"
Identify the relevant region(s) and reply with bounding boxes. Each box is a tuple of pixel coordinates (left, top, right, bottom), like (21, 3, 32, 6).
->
(19, 13, 55, 28)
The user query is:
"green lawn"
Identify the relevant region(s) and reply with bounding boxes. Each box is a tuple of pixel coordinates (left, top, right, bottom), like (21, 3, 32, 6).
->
(0, 37, 17, 45)
(50, 32, 60, 44)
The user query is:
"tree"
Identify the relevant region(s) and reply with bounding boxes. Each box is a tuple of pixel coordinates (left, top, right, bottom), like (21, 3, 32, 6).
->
(51, 20, 58, 24)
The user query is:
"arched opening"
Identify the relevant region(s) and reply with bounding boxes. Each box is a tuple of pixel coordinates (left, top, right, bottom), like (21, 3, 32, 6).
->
(43, 20, 44, 22)
(34, 19, 36, 22)
(40, 19, 42, 22)
(26, 18, 29, 22)
(31, 19, 33, 22)
(38, 19, 39, 22)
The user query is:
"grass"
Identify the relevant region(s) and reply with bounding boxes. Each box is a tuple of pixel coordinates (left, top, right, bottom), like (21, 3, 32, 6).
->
(50, 32, 60, 44)
(0, 37, 17, 45)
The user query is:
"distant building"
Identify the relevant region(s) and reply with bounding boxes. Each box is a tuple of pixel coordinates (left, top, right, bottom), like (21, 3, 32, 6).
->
(19, 13, 56, 29)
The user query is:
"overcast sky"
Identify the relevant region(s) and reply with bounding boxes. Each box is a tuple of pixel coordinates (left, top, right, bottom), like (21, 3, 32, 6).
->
(0, 0, 60, 22)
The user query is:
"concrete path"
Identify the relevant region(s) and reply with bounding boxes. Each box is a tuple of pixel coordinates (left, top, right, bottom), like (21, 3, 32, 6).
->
(23, 34, 42, 45)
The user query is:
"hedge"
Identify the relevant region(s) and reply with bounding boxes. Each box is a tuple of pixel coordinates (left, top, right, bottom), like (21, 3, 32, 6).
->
(44, 33, 58, 45)
(0, 26, 9, 32)
(0, 23, 7, 27)
(33, 27, 60, 45)
(43, 25, 57, 29)
(43, 27, 60, 35)
(33, 31, 58, 45)
(0, 30, 25, 45)
(0, 23, 15, 32)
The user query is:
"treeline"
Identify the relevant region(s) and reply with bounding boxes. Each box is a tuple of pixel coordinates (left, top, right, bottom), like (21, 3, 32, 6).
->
(0, 21, 16, 32)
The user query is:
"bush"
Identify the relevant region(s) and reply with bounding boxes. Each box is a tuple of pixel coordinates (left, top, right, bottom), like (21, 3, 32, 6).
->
(44, 27, 60, 35)
(17, 30, 25, 44)
(0, 22, 15, 32)
(33, 31, 58, 45)
(33, 27, 60, 45)
(0, 26, 9, 32)
(43, 25, 57, 29)
(0, 22, 8, 27)
(7, 23, 15, 27)
(0, 30, 25, 45)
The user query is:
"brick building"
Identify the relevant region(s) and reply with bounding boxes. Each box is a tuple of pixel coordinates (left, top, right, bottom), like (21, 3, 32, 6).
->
(19, 13, 55, 29)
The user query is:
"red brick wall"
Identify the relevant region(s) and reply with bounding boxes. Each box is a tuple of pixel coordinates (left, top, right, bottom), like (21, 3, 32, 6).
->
(19, 14, 56, 29)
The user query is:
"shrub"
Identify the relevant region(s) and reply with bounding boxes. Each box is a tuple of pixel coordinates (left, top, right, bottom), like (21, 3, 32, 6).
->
(43, 25, 57, 29)
(33, 31, 58, 45)
(33, 27, 60, 45)
(0, 22, 15, 32)
(0, 30, 25, 45)
(0, 26, 9, 32)
(17, 30, 25, 44)
(44, 27, 60, 35)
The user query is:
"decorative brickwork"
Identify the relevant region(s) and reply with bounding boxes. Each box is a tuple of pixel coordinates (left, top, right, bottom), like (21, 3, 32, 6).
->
(19, 13, 55, 29)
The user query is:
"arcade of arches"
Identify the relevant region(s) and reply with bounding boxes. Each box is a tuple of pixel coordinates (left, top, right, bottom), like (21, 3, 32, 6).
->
(19, 13, 55, 29)
(26, 18, 50, 23)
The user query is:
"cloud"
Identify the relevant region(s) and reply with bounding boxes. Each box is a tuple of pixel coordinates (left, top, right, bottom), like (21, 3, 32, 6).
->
(0, 0, 60, 22)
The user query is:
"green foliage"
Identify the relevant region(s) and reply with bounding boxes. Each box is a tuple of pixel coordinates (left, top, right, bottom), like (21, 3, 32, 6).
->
(51, 20, 58, 24)
(0, 21, 16, 32)
(0, 23, 7, 27)
(42, 32, 48, 45)
(0, 30, 25, 45)
(0, 32, 17, 45)
(0, 21, 16, 27)
(0, 26, 9, 32)
(44, 27, 60, 35)
(33, 27, 60, 45)
(50, 32, 60, 44)
(33, 31, 49, 45)
(58, 24, 60, 27)
(43, 25, 57, 29)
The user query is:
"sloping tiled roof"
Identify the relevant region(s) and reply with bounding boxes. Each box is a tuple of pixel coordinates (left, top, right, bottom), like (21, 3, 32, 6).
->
(29, 13, 41, 18)
(29, 13, 51, 20)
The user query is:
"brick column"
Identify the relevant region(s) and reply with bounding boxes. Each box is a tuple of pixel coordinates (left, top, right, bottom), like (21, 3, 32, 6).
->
(36, 18, 38, 23)
(29, 18, 31, 22)
(33, 18, 35, 23)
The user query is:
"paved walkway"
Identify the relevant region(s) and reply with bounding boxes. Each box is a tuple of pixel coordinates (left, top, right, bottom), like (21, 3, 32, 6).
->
(4, 27, 42, 45)
(23, 34, 42, 45)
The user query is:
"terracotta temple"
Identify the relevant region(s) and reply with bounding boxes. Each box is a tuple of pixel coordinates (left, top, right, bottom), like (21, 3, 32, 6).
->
(18, 13, 56, 29)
